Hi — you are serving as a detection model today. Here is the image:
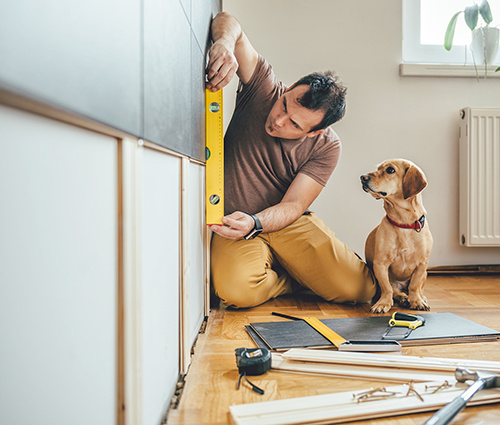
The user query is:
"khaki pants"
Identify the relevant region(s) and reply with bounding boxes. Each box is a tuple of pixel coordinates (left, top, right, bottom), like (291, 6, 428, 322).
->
(211, 213, 376, 308)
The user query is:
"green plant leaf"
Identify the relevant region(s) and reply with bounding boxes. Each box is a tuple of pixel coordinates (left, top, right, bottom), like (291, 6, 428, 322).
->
(479, 0, 493, 24)
(496, 66, 500, 72)
(464, 4, 479, 31)
(444, 11, 462, 50)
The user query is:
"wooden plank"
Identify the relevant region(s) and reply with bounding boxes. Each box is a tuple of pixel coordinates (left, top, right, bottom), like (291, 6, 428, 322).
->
(282, 348, 500, 373)
(230, 381, 500, 425)
(205, 225, 211, 315)
(180, 157, 191, 374)
(272, 354, 451, 383)
(116, 140, 125, 425)
(121, 137, 143, 425)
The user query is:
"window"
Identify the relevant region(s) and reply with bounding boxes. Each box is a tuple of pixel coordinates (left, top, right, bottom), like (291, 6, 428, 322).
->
(403, 0, 500, 65)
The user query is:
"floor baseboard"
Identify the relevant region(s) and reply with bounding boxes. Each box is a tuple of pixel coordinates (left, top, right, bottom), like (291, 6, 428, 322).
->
(427, 264, 500, 274)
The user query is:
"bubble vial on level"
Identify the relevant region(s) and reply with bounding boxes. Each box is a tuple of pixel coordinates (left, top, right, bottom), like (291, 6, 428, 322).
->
(209, 102, 220, 113)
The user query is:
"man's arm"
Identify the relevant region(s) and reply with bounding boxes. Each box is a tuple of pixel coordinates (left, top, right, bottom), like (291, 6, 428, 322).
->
(210, 173, 324, 239)
(206, 12, 259, 91)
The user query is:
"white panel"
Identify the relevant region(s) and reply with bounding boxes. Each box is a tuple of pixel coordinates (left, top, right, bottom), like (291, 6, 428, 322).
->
(460, 107, 500, 247)
(0, 105, 117, 425)
(141, 148, 180, 425)
(188, 162, 206, 346)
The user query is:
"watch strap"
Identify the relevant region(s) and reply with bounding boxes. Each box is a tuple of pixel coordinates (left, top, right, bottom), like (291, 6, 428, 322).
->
(244, 213, 263, 240)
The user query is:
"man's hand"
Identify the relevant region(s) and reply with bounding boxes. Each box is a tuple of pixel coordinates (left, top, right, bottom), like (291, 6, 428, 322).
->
(209, 211, 254, 240)
(206, 40, 239, 92)
(206, 12, 259, 91)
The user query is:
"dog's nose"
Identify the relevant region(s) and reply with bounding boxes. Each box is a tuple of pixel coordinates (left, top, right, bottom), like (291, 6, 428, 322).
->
(360, 174, 370, 183)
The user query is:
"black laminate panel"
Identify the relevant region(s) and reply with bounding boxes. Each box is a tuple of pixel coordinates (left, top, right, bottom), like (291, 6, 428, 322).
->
(143, 0, 192, 155)
(191, 0, 214, 54)
(189, 0, 220, 160)
(0, 0, 142, 136)
(0, 0, 221, 157)
(190, 32, 206, 161)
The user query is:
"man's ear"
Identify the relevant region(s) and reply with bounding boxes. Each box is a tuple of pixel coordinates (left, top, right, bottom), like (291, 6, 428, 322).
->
(307, 129, 324, 137)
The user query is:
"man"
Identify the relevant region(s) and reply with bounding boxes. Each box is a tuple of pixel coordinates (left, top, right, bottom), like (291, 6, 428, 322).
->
(206, 12, 375, 308)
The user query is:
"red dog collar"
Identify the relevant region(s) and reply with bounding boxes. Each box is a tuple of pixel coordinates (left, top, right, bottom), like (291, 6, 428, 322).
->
(386, 215, 426, 232)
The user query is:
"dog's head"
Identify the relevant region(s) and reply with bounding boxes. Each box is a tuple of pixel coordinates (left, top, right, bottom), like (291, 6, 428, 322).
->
(360, 159, 427, 200)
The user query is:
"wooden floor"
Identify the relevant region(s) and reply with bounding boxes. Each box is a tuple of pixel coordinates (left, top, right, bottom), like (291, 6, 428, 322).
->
(168, 274, 500, 425)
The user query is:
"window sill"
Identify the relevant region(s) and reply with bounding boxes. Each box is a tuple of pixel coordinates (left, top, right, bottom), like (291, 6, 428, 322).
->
(400, 63, 500, 78)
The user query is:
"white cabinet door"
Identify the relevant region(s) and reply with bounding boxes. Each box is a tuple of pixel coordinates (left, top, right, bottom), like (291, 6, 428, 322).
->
(188, 162, 206, 346)
(141, 148, 181, 425)
(0, 105, 117, 425)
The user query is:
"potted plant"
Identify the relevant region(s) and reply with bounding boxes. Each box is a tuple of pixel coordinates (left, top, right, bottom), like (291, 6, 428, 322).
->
(444, 0, 499, 74)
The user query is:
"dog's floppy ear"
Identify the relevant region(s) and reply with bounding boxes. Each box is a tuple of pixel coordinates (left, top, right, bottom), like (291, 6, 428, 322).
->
(403, 165, 427, 199)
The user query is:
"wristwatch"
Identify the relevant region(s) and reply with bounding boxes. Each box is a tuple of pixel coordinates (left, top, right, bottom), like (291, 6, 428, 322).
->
(244, 213, 263, 240)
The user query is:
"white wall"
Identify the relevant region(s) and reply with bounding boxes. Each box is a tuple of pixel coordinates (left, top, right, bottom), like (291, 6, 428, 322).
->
(223, 0, 500, 267)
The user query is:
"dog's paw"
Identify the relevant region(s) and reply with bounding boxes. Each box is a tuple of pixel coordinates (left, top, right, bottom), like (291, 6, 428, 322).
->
(409, 296, 430, 311)
(394, 293, 410, 308)
(370, 298, 393, 314)
(397, 298, 411, 308)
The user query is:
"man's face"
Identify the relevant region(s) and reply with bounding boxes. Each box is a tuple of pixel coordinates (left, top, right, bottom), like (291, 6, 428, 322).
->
(265, 85, 325, 139)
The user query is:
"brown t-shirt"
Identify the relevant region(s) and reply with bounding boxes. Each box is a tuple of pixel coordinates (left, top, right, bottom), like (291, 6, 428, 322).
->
(224, 56, 341, 215)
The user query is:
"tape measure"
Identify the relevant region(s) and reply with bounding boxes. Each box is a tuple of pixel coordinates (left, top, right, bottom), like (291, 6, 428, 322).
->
(235, 347, 271, 395)
(235, 347, 272, 375)
(205, 88, 224, 225)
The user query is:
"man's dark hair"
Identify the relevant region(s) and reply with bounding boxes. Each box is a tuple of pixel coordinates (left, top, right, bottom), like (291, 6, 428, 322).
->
(293, 71, 347, 131)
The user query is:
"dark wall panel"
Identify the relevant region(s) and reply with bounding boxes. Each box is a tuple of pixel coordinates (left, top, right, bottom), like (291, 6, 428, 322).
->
(191, 0, 215, 56)
(0, 0, 142, 136)
(143, 0, 220, 161)
(190, 31, 206, 161)
(188, 0, 221, 160)
(0, 0, 221, 160)
(143, 0, 192, 155)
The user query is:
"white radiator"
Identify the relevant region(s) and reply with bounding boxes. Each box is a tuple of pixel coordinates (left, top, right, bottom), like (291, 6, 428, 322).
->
(459, 107, 500, 247)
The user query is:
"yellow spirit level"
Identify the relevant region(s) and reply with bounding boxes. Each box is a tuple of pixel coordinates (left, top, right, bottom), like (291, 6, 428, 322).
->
(205, 88, 224, 225)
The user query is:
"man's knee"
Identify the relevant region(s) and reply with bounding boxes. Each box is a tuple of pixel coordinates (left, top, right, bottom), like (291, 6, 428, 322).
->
(211, 259, 261, 308)
(213, 281, 266, 309)
(324, 271, 376, 303)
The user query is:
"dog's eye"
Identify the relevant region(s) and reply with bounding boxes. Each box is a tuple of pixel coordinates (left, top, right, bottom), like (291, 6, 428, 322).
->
(386, 167, 395, 174)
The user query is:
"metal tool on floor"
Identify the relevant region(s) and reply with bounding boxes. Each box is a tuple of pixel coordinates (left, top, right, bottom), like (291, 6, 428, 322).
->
(272, 312, 401, 352)
(382, 312, 425, 339)
(423, 367, 500, 425)
(235, 347, 272, 395)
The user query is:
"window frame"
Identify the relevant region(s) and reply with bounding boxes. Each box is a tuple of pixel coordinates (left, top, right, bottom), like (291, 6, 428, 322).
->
(402, 0, 472, 65)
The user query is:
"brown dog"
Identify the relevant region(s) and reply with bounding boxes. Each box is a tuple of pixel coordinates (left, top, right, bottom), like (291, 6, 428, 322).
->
(360, 159, 433, 314)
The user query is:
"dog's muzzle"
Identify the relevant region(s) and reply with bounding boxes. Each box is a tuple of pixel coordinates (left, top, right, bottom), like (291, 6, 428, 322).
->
(360, 175, 370, 192)
(360, 175, 387, 197)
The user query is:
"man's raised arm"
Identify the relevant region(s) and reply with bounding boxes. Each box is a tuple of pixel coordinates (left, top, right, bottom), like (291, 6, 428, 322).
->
(206, 12, 259, 91)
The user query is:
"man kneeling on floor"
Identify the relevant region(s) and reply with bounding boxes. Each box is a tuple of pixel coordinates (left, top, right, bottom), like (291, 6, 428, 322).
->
(207, 12, 375, 308)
